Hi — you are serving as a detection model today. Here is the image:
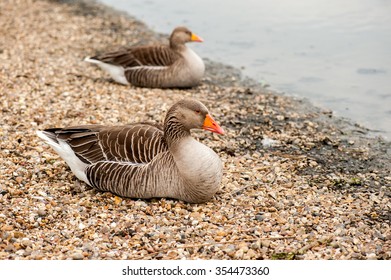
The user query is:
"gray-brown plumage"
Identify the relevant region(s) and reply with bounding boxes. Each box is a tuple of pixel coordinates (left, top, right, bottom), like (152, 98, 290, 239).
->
(84, 26, 205, 88)
(36, 99, 224, 203)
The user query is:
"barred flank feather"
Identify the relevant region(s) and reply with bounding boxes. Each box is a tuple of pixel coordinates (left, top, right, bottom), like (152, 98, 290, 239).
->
(86, 151, 179, 199)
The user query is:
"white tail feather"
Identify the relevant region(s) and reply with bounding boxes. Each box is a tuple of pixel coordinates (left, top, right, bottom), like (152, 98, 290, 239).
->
(84, 57, 129, 85)
(36, 131, 90, 184)
(83, 56, 100, 64)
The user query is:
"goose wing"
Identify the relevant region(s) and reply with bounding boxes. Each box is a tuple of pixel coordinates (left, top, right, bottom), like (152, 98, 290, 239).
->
(42, 123, 167, 164)
(85, 150, 175, 199)
(91, 45, 180, 68)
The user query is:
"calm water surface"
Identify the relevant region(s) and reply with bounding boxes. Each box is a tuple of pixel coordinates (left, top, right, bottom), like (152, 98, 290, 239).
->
(100, 0, 391, 139)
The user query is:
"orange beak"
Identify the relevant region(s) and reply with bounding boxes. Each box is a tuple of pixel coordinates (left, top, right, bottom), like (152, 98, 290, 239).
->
(191, 33, 204, 42)
(202, 114, 224, 135)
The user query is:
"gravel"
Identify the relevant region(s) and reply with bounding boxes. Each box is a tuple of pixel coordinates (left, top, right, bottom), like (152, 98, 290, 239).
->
(0, 0, 390, 260)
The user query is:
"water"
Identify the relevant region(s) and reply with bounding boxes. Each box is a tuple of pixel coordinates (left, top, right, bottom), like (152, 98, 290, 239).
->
(99, 0, 391, 139)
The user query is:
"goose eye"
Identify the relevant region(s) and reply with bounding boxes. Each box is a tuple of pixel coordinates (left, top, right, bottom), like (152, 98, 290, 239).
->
(195, 110, 200, 114)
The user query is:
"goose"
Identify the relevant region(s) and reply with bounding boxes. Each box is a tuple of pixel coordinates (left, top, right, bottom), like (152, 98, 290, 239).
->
(36, 99, 224, 203)
(84, 26, 205, 88)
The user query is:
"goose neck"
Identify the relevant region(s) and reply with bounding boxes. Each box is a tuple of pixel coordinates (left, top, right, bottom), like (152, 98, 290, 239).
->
(169, 41, 186, 52)
(163, 117, 190, 147)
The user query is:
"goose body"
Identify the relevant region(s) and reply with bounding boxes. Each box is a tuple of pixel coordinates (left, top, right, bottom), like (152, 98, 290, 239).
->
(37, 99, 224, 203)
(85, 27, 205, 88)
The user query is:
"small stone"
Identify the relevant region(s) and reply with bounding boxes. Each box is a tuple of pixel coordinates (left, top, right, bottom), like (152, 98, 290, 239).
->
(101, 226, 110, 234)
(13, 231, 25, 238)
(5, 244, 15, 252)
(71, 250, 84, 260)
(2, 225, 13, 231)
(255, 214, 264, 222)
(223, 245, 236, 257)
(16, 249, 26, 256)
(366, 253, 377, 260)
(234, 249, 244, 259)
(23, 246, 32, 256)
(238, 242, 249, 251)
(114, 196, 122, 205)
(214, 236, 224, 242)
(78, 223, 86, 230)
(166, 251, 178, 259)
(262, 226, 272, 232)
(216, 230, 226, 237)
(261, 240, 271, 248)
(244, 249, 257, 259)
(37, 208, 46, 216)
(21, 238, 32, 248)
(15, 177, 23, 184)
(190, 212, 201, 220)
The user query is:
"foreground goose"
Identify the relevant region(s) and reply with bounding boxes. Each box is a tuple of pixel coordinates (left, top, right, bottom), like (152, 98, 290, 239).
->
(36, 99, 224, 203)
(84, 26, 205, 88)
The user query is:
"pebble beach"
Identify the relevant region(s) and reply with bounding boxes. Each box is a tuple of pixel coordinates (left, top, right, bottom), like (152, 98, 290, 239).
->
(0, 0, 390, 260)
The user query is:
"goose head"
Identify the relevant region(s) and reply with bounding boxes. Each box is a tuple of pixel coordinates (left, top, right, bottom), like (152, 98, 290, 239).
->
(169, 26, 203, 49)
(164, 99, 224, 143)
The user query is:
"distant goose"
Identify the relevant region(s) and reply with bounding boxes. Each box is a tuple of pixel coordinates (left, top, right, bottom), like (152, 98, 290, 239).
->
(37, 99, 224, 203)
(84, 26, 205, 88)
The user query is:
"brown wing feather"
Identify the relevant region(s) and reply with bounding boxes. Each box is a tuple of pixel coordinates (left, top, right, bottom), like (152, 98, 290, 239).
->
(43, 124, 167, 164)
(91, 45, 180, 67)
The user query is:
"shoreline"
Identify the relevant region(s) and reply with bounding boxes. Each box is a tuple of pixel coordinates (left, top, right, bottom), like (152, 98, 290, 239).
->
(0, 0, 390, 260)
